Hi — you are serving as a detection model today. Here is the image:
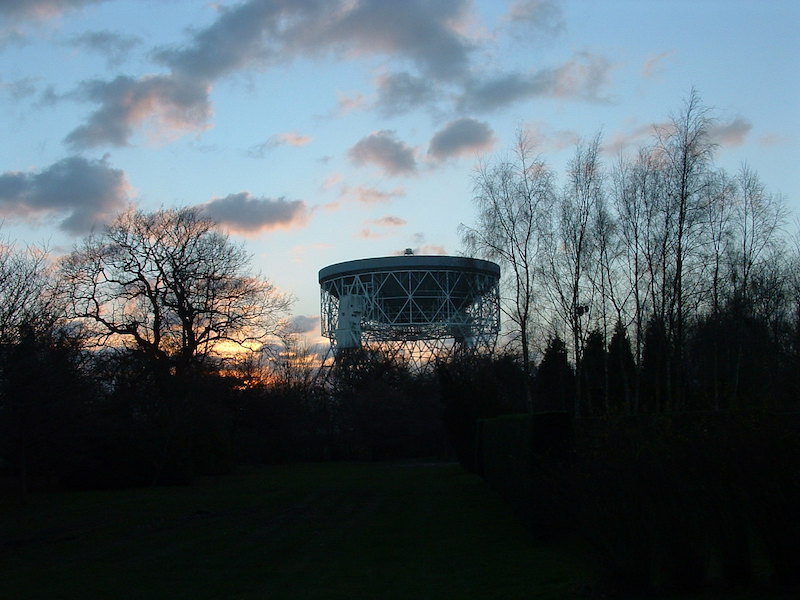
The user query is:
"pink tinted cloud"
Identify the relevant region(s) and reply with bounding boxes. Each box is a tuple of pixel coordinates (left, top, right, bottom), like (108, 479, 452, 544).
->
(603, 122, 667, 155)
(341, 184, 406, 205)
(641, 50, 676, 78)
(320, 173, 343, 191)
(0, 0, 106, 20)
(355, 228, 385, 239)
(393, 244, 447, 255)
(274, 131, 312, 146)
(369, 215, 407, 227)
(65, 75, 212, 149)
(336, 91, 366, 115)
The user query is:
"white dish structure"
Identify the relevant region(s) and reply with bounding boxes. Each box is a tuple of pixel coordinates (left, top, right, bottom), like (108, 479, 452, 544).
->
(319, 253, 500, 365)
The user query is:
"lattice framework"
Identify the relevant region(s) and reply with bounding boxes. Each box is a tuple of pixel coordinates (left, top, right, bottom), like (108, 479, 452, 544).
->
(320, 264, 500, 363)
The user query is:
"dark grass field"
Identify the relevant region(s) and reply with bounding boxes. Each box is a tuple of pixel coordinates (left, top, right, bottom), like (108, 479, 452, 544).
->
(0, 462, 588, 599)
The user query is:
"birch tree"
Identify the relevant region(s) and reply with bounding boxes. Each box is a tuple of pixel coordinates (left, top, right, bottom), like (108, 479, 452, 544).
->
(460, 132, 555, 391)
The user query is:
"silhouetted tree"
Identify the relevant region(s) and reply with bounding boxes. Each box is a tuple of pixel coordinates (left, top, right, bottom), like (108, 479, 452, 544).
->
(60, 207, 292, 379)
(534, 336, 574, 413)
(607, 320, 636, 414)
(0, 242, 63, 344)
(461, 131, 556, 402)
(580, 328, 606, 415)
(545, 134, 604, 415)
(0, 326, 93, 494)
(640, 318, 669, 413)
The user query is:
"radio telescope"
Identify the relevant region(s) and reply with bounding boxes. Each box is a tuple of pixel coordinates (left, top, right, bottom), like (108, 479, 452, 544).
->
(319, 251, 500, 367)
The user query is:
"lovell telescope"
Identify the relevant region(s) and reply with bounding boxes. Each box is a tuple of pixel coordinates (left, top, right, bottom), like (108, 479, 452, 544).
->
(319, 250, 501, 367)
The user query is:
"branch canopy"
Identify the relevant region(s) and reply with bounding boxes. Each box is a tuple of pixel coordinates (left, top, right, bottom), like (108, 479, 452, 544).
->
(60, 207, 292, 371)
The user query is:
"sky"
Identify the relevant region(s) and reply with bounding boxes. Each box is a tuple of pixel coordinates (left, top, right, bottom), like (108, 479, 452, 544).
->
(1, 0, 798, 344)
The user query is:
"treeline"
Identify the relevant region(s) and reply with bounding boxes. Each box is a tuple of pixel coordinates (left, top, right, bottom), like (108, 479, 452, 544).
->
(462, 90, 799, 415)
(2, 90, 798, 503)
(447, 92, 800, 596)
(0, 210, 450, 493)
(0, 332, 446, 493)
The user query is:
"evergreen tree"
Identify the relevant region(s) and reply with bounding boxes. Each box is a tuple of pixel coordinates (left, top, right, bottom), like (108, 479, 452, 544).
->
(607, 320, 636, 414)
(534, 336, 575, 413)
(581, 328, 607, 415)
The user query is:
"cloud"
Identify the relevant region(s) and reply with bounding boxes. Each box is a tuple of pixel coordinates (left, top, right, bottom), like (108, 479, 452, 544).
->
(247, 131, 312, 158)
(335, 91, 366, 115)
(64, 0, 473, 148)
(154, 0, 474, 82)
(200, 192, 309, 235)
(64, 75, 212, 149)
(602, 116, 749, 155)
(415, 244, 447, 255)
(0, 29, 25, 49)
(67, 30, 141, 67)
(459, 52, 612, 112)
(246, 141, 272, 159)
(428, 118, 495, 160)
(641, 50, 676, 78)
(340, 184, 407, 205)
(0, 156, 130, 234)
(348, 130, 416, 175)
(504, 0, 565, 38)
(374, 71, 437, 116)
(369, 215, 407, 227)
(151, 1, 283, 81)
(603, 122, 663, 155)
(0, 0, 105, 20)
(274, 131, 312, 147)
(287, 314, 319, 334)
(355, 228, 386, 239)
(708, 116, 752, 147)
(394, 244, 447, 255)
(320, 173, 343, 191)
(0, 77, 37, 101)
(315, 0, 474, 80)
(759, 133, 789, 146)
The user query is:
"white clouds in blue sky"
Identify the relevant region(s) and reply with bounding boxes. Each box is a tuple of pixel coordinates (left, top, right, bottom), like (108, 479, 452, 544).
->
(0, 0, 798, 324)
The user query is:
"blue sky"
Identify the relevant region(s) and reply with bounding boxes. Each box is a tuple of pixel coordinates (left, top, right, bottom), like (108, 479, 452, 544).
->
(1, 0, 798, 340)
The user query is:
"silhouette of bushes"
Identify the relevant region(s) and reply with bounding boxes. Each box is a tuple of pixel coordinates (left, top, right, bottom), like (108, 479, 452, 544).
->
(477, 410, 800, 595)
(438, 355, 528, 472)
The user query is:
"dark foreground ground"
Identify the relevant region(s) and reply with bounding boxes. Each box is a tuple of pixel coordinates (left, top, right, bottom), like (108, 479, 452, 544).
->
(1, 462, 792, 599)
(1, 462, 585, 599)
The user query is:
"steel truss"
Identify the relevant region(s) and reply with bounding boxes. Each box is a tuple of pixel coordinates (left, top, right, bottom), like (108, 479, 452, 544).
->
(320, 264, 500, 368)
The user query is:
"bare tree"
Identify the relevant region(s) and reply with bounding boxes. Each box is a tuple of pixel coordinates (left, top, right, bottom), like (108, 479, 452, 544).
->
(0, 242, 62, 344)
(729, 164, 788, 302)
(60, 207, 293, 376)
(724, 166, 788, 406)
(543, 134, 604, 415)
(655, 89, 716, 408)
(460, 132, 555, 397)
(701, 170, 737, 316)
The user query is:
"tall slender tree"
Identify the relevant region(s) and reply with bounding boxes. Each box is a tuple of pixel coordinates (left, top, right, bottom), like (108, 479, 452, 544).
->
(461, 131, 555, 403)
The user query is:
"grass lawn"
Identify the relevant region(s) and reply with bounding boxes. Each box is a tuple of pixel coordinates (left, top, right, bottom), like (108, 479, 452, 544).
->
(0, 462, 588, 599)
